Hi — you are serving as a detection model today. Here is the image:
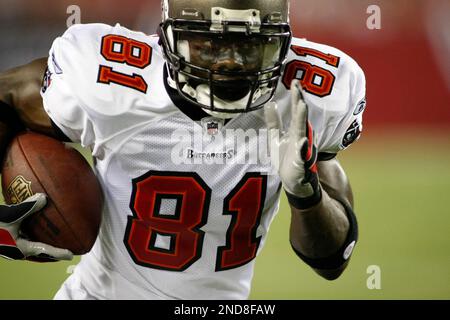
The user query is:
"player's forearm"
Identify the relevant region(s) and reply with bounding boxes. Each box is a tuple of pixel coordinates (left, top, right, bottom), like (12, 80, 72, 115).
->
(289, 186, 350, 261)
(0, 121, 19, 163)
(0, 70, 14, 107)
(0, 58, 54, 135)
(0, 73, 25, 160)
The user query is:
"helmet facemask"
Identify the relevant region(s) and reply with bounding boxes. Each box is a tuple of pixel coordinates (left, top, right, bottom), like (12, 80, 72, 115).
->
(160, 4, 292, 118)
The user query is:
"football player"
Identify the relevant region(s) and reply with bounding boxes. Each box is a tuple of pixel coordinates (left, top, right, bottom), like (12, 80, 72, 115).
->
(0, 0, 365, 299)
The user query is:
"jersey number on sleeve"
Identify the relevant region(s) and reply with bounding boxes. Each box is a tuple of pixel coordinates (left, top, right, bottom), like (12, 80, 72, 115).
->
(125, 172, 266, 272)
(283, 45, 340, 97)
(98, 35, 152, 93)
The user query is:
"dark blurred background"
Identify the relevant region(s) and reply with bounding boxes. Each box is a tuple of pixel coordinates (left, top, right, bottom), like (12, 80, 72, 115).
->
(0, 0, 449, 299)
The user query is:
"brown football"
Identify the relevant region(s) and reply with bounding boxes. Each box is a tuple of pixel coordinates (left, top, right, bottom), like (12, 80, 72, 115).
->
(1, 131, 103, 255)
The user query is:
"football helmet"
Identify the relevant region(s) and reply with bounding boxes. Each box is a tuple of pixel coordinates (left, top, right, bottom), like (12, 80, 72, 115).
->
(160, 0, 292, 118)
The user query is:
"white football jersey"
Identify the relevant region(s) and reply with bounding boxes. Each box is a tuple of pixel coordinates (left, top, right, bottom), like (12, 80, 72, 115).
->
(41, 23, 366, 300)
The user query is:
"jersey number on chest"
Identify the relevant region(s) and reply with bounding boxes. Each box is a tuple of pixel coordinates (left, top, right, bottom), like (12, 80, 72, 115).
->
(124, 171, 267, 272)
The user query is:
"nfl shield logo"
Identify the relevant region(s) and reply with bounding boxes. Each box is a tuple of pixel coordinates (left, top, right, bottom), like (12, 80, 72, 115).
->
(201, 117, 224, 139)
(7, 175, 33, 204)
(207, 122, 219, 136)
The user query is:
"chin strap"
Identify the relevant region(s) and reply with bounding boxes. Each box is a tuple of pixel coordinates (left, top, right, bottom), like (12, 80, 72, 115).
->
(185, 83, 252, 119)
(182, 81, 270, 108)
(166, 63, 272, 119)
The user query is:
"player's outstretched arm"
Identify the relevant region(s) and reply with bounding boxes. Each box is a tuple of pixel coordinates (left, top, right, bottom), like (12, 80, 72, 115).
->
(289, 159, 356, 280)
(265, 80, 358, 280)
(0, 58, 56, 157)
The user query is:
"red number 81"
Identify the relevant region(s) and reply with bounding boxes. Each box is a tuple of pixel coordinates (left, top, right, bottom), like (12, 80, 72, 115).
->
(283, 45, 340, 97)
(98, 35, 152, 93)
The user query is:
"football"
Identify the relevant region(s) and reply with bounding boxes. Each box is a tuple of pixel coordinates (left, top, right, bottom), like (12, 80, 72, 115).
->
(1, 132, 103, 255)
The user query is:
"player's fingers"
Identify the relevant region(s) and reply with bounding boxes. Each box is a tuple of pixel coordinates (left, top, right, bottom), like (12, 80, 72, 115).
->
(17, 238, 73, 261)
(290, 80, 309, 140)
(0, 193, 47, 225)
(264, 101, 282, 132)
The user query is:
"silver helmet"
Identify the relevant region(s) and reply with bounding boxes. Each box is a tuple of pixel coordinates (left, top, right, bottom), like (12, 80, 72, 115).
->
(160, 0, 292, 118)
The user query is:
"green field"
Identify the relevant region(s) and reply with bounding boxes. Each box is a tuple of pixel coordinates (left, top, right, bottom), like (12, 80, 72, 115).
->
(1, 128, 449, 299)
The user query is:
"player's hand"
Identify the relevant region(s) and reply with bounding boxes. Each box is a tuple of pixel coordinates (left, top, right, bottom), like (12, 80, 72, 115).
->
(0, 193, 73, 261)
(264, 80, 322, 209)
